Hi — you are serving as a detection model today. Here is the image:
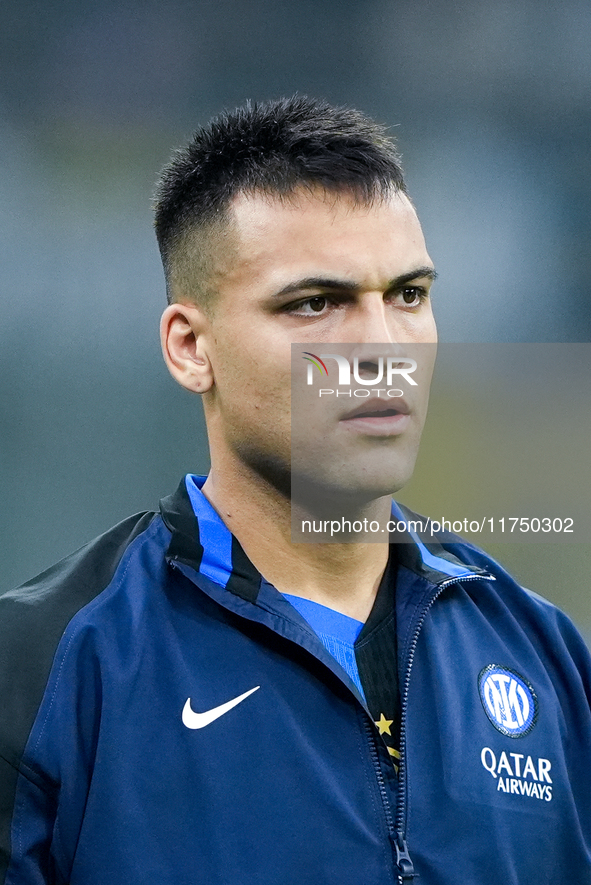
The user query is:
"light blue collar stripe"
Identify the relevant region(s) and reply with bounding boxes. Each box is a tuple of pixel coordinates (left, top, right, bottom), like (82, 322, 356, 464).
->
(282, 594, 365, 698)
(185, 475, 233, 588)
(282, 593, 364, 644)
(391, 500, 472, 579)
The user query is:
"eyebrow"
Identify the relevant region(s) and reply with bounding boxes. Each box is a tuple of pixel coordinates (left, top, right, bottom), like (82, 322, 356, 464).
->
(272, 267, 438, 298)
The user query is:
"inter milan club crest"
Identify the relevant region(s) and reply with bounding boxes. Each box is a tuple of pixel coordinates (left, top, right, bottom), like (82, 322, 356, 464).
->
(478, 664, 538, 738)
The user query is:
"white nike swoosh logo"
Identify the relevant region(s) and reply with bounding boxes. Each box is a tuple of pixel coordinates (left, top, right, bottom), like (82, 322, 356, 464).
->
(182, 685, 260, 729)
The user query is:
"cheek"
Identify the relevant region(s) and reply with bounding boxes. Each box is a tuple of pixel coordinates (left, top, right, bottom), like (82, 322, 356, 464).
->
(406, 310, 437, 343)
(422, 305, 438, 341)
(215, 354, 291, 431)
(211, 334, 260, 390)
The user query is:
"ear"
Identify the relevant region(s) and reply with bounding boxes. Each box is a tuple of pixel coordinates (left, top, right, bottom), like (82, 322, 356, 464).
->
(160, 302, 214, 394)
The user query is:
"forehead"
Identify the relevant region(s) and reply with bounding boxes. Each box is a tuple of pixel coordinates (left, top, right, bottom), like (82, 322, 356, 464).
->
(224, 187, 431, 291)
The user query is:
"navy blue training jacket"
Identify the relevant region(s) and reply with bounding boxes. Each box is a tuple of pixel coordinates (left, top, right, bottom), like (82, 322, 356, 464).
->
(1, 476, 590, 884)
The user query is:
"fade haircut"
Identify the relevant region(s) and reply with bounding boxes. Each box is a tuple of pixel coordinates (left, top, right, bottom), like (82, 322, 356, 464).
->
(154, 95, 407, 306)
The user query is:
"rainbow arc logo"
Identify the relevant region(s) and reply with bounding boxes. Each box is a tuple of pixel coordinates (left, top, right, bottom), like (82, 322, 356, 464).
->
(302, 352, 328, 375)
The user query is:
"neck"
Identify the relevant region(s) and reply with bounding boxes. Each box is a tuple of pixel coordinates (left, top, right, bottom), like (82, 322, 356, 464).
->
(201, 456, 391, 622)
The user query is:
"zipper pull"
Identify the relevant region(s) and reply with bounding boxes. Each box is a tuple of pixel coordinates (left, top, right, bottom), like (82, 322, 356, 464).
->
(394, 832, 415, 882)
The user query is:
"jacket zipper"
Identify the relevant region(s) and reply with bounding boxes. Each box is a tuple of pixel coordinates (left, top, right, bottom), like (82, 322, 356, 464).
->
(364, 717, 415, 883)
(173, 552, 493, 881)
(363, 716, 396, 832)
(393, 573, 494, 881)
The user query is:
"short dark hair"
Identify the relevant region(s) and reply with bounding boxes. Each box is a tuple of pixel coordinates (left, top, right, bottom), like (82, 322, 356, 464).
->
(154, 95, 407, 305)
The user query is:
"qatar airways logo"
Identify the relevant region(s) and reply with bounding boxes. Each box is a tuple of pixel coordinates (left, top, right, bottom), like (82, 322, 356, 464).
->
(480, 747, 553, 802)
(302, 352, 417, 398)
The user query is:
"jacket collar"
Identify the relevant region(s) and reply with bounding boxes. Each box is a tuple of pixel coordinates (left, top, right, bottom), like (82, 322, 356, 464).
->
(159, 475, 486, 606)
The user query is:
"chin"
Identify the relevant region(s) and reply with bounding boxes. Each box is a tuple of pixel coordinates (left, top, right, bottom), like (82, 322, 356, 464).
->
(290, 466, 415, 514)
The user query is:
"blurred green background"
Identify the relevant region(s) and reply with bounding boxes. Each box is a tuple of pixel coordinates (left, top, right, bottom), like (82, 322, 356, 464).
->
(397, 345, 591, 638)
(1, 0, 590, 640)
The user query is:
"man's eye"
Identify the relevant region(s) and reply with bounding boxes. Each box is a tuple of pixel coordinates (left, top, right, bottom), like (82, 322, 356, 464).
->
(288, 296, 329, 316)
(307, 296, 327, 312)
(399, 287, 425, 306)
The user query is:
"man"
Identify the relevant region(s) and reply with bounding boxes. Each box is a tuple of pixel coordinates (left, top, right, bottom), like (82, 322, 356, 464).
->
(1, 96, 589, 884)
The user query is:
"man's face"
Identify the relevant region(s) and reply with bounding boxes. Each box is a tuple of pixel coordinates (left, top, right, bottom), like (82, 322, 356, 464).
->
(200, 186, 437, 500)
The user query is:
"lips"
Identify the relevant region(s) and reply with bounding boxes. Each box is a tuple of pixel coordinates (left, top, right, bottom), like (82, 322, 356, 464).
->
(338, 396, 412, 437)
(341, 397, 410, 421)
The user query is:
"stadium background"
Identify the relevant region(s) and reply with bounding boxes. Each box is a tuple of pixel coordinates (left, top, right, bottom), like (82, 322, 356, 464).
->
(1, 0, 590, 640)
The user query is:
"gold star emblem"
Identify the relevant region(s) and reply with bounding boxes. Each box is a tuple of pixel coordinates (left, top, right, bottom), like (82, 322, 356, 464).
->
(375, 713, 393, 735)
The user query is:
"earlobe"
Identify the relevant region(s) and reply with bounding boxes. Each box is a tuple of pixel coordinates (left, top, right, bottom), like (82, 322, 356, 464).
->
(160, 303, 214, 394)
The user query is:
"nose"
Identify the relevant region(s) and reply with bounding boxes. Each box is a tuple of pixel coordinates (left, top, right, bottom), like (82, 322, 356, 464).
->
(349, 293, 396, 344)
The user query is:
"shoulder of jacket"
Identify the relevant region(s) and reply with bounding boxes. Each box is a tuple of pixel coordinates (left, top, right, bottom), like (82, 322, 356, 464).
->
(1, 509, 159, 618)
(0, 509, 164, 770)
